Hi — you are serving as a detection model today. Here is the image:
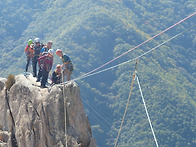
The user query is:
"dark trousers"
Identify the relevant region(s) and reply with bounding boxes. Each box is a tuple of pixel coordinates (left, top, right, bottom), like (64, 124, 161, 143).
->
(41, 69, 49, 87)
(37, 68, 42, 81)
(25, 57, 32, 72)
(52, 76, 61, 84)
(32, 56, 38, 77)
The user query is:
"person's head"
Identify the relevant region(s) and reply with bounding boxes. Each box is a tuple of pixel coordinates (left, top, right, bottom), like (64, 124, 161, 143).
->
(47, 41, 53, 49)
(34, 37, 40, 46)
(56, 49, 63, 57)
(48, 49, 54, 57)
(28, 39, 33, 45)
(56, 64, 61, 73)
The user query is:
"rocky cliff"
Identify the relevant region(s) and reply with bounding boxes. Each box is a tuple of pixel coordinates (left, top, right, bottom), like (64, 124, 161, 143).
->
(0, 75, 96, 147)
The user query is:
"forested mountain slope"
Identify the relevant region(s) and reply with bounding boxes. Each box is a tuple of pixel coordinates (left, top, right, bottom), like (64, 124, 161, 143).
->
(0, 0, 195, 146)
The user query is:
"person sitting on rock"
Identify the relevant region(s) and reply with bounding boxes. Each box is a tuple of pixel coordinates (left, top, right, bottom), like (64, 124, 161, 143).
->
(38, 49, 54, 88)
(52, 64, 62, 84)
(55, 49, 73, 82)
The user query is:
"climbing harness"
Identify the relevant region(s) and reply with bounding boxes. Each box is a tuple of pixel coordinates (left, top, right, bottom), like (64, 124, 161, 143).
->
(136, 74, 159, 147)
(114, 59, 138, 147)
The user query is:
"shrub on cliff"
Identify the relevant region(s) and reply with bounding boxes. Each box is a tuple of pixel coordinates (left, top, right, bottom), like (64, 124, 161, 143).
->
(5, 74, 15, 91)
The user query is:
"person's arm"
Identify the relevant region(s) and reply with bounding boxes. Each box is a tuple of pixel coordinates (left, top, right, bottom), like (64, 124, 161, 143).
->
(52, 72, 56, 83)
(49, 58, 53, 71)
(40, 47, 45, 53)
(61, 62, 67, 69)
(38, 55, 45, 66)
(24, 45, 28, 53)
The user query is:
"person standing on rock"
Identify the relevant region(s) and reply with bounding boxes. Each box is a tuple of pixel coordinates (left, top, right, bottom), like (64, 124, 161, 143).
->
(24, 39, 34, 72)
(32, 38, 43, 77)
(38, 49, 54, 88)
(36, 41, 53, 82)
(40, 40, 53, 53)
(56, 49, 73, 82)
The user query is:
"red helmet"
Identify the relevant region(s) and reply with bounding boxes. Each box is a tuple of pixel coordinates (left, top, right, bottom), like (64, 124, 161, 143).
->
(56, 49, 62, 55)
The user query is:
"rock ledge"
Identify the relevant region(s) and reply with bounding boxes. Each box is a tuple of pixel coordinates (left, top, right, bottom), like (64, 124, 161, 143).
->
(0, 74, 96, 147)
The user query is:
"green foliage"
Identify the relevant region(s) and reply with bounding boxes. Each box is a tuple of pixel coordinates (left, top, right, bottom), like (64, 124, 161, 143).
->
(0, 0, 195, 146)
(5, 74, 15, 91)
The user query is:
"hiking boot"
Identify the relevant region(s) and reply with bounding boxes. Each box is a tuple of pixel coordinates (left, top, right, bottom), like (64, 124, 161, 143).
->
(40, 85, 47, 88)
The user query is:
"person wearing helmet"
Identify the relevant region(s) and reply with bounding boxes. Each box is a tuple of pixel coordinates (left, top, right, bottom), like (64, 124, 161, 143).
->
(32, 37, 43, 77)
(28, 39, 33, 45)
(36, 41, 53, 82)
(48, 49, 54, 55)
(40, 41, 53, 54)
(38, 49, 54, 88)
(51, 64, 62, 84)
(24, 39, 34, 72)
(56, 49, 73, 82)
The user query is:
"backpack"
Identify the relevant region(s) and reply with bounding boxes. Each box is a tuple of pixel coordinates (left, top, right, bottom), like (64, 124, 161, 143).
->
(25, 45, 34, 57)
(34, 45, 42, 56)
(62, 54, 70, 63)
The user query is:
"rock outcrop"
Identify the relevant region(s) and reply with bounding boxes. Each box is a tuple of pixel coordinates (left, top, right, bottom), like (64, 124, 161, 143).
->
(0, 75, 96, 147)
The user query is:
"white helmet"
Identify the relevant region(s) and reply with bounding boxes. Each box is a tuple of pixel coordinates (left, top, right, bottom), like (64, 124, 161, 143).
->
(34, 37, 40, 43)
(48, 49, 54, 55)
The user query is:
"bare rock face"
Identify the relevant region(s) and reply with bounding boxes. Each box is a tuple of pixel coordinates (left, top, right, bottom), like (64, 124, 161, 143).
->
(0, 74, 96, 147)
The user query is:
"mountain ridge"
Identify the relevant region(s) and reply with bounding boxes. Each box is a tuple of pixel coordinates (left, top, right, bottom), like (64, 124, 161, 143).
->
(0, 0, 195, 146)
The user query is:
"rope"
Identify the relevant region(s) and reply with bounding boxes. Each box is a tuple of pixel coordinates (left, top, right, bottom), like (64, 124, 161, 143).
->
(60, 23, 195, 85)
(114, 60, 138, 147)
(62, 73, 68, 147)
(136, 75, 159, 147)
(74, 12, 196, 81)
(83, 98, 112, 127)
(82, 99, 112, 131)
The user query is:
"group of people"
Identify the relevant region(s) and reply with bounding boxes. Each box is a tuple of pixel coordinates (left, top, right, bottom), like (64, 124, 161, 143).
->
(24, 38, 73, 88)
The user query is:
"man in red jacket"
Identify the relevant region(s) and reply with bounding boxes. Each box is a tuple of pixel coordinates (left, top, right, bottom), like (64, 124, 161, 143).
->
(38, 49, 54, 88)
